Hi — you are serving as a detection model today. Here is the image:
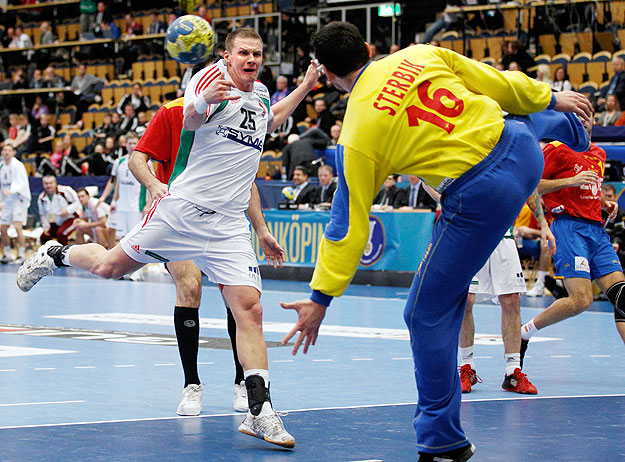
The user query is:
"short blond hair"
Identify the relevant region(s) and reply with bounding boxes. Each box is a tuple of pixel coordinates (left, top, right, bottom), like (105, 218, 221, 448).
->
(225, 28, 263, 52)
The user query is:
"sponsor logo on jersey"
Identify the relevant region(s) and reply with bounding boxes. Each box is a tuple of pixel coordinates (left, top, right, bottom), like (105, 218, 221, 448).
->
(574, 256, 590, 273)
(360, 215, 385, 266)
(550, 205, 565, 214)
(216, 125, 264, 151)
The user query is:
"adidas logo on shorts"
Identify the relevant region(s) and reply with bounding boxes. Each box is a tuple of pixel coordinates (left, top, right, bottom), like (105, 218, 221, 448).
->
(131, 245, 140, 254)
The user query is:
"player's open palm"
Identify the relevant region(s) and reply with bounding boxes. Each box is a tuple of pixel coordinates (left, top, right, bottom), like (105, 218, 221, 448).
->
(280, 299, 327, 355)
(200, 74, 241, 105)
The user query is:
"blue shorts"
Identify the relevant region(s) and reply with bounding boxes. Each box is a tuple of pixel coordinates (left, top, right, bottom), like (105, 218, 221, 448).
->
(552, 216, 622, 280)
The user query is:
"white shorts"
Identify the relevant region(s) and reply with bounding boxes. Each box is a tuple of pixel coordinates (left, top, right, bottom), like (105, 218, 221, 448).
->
(0, 196, 28, 225)
(110, 210, 143, 237)
(469, 238, 526, 301)
(120, 195, 261, 292)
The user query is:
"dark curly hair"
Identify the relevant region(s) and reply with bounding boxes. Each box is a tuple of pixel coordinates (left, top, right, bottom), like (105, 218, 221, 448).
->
(312, 22, 370, 78)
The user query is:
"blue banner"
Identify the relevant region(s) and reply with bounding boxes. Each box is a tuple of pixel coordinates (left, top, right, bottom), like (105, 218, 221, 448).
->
(252, 210, 436, 272)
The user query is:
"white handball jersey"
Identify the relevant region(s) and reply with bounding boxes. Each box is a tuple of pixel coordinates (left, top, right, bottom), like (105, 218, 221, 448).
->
(115, 156, 143, 213)
(171, 59, 274, 217)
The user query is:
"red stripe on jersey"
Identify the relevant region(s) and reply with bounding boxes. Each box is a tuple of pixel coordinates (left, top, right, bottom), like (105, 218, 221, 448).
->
(197, 72, 221, 96)
(141, 193, 169, 228)
(195, 66, 220, 96)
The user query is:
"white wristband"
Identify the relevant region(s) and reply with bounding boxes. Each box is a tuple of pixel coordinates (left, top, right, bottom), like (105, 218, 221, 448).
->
(194, 96, 209, 115)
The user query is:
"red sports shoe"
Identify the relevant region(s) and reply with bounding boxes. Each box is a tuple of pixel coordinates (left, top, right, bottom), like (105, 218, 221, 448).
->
(502, 368, 538, 394)
(459, 364, 482, 393)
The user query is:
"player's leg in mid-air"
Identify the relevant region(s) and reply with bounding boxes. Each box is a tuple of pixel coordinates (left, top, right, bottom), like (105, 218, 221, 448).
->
(16, 240, 144, 292)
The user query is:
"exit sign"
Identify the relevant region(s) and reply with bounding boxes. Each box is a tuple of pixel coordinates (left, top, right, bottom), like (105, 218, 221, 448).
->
(378, 3, 401, 17)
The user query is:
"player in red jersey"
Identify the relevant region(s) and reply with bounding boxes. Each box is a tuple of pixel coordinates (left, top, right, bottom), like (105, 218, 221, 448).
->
(129, 97, 285, 416)
(521, 141, 625, 365)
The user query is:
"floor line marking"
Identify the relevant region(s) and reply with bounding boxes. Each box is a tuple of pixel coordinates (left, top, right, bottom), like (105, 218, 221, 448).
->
(197, 362, 215, 365)
(590, 354, 611, 358)
(3, 394, 624, 430)
(0, 400, 85, 408)
(33, 368, 56, 371)
(312, 359, 333, 362)
(352, 358, 373, 361)
(0, 369, 16, 372)
(272, 360, 294, 363)
(154, 363, 175, 366)
(550, 355, 572, 358)
(392, 357, 411, 360)
(113, 365, 135, 368)
(74, 366, 96, 369)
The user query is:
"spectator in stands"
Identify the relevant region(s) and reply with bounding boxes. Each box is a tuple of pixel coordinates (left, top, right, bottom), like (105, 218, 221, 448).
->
(597, 57, 625, 111)
(602, 184, 625, 269)
(596, 94, 622, 127)
(369, 43, 380, 61)
(395, 175, 438, 212)
(70, 64, 105, 118)
(372, 174, 402, 211)
(258, 54, 275, 96)
(508, 61, 521, 72)
(37, 175, 79, 245)
(552, 66, 573, 92)
(118, 103, 139, 135)
(536, 64, 553, 87)
(31, 96, 49, 122)
(30, 113, 55, 153)
(116, 83, 150, 115)
(329, 124, 341, 146)
(124, 13, 144, 37)
(42, 65, 67, 112)
(293, 45, 313, 81)
(196, 4, 211, 25)
(290, 74, 311, 126)
(70, 187, 110, 245)
(1, 27, 14, 48)
(79, 0, 97, 38)
(501, 40, 536, 77)
(311, 98, 335, 137)
(148, 12, 167, 34)
(92, 2, 112, 37)
(5, 69, 27, 114)
(29, 69, 45, 89)
(9, 25, 32, 49)
(39, 21, 55, 45)
(312, 164, 336, 208)
(389, 44, 401, 54)
(92, 113, 119, 140)
(421, 2, 462, 45)
(11, 114, 31, 157)
(282, 130, 330, 180)
(271, 75, 290, 105)
(292, 165, 317, 207)
(135, 111, 149, 138)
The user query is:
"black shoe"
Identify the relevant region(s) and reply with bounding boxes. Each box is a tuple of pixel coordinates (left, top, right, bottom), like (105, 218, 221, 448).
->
(418, 443, 476, 461)
(544, 275, 568, 299)
(520, 338, 529, 369)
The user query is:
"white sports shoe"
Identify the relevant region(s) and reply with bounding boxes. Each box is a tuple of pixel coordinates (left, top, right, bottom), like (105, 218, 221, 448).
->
(16, 240, 61, 292)
(526, 284, 544, 297)
(176, 384, 202, 416)
(238, 410, 295, 448)
(1, 254, 14, 264)
(233, 381, 248, 412)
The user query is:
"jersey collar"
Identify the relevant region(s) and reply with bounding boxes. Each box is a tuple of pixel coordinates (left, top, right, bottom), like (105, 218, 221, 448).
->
(350, 61, 372, 92)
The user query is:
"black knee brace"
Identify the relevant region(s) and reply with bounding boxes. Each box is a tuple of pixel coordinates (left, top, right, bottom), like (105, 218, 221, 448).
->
(245, 375, 271, 416)
(606, 281, 625, 322)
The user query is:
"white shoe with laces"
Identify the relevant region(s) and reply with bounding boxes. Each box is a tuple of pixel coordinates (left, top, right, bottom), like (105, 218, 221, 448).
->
(176, 384, 203, 416)
(16, 241, 61, 292)
(238, 409, 295, 448)
(526, 284, 544, 297)
(233, 381, 248, 412)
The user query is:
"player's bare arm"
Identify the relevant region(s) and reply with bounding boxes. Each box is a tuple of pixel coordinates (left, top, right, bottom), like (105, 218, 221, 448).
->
(526, 189, 556, 255)
(247, 183, 285, 268)
(129, 150, 168, 202)
(280, 299, 327, 355)
(183, 74, 240, 131)
(269, 62, 319, 132)
(537, 170, 599, 195)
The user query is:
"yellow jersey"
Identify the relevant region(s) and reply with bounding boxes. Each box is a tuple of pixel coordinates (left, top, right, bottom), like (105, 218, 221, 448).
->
(310, 45, 553, 302)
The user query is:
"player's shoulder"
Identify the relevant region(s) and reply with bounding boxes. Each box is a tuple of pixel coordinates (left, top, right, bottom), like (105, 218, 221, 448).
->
(163, 97, 184, 110)
(543, 140, 569, 155)
(192, 60, 225, 96)
(253, 80, 270, 101)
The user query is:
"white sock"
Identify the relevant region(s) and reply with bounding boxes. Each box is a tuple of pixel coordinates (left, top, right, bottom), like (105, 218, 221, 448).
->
(535, 271, 547, 288)
(18, 247, 25, 257)
(3, 246, 10, 256)
(521, 319, 538, 340)
(505, 353, 521, 376)
(61, 246, 73, 266)
(459, 346, 475, 369)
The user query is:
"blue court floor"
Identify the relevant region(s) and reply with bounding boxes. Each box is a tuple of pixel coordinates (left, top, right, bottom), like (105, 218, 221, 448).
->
(1, 266, 624, 461)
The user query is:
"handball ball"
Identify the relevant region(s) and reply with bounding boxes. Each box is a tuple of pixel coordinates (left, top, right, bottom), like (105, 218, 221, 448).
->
(166, 15, 215, 65)
(282, 186, 295, 201)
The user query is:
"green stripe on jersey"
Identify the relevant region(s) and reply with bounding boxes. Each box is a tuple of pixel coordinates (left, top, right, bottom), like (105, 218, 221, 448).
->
(503, 226, 514, 239)
(260, 97, 270, 113)
(207, 101, 228, 124)
(139, 185, 147, 211)
(168, 129, 196, 186)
